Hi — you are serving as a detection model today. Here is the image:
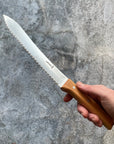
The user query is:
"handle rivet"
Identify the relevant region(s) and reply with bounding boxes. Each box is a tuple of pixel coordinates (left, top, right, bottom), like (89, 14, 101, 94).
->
(73, 86, 75, 89)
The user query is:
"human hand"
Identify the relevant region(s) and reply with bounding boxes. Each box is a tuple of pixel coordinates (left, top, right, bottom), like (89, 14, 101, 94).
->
(64, 82, 114, 127)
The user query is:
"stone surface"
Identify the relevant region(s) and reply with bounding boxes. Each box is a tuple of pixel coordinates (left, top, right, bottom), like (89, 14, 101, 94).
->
(0, 0, 114, 144)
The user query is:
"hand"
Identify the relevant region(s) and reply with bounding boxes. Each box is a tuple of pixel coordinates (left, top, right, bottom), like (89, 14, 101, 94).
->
(64, 82, 114, 127)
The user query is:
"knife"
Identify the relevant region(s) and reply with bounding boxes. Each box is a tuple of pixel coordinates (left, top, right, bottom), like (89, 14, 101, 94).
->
(3, 15, 113, 129)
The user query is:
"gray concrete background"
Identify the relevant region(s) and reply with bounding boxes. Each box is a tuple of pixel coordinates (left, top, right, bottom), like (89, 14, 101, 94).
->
(0, 0, 114, 144)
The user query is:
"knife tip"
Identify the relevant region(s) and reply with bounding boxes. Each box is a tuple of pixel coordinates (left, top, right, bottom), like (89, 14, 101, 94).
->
(3, 14, 7, 20)
(3, 15, 10, 22)
(3, 14, 6, 18)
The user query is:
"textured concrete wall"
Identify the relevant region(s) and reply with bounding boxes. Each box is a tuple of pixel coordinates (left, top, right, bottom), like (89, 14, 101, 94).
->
(0, 0, 114, 144)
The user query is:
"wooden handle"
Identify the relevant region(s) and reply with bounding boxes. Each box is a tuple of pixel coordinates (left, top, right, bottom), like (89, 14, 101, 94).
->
(61, 79, 113, 129)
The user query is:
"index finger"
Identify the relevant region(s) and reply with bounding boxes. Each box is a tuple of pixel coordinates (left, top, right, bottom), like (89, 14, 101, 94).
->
(64, 94, 73, 102)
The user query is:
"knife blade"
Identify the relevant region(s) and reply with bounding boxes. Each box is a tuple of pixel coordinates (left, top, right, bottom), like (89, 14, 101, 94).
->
(3, 15, 113, 130)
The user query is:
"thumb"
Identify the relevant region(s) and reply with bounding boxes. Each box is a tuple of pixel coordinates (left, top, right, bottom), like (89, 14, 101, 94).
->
(76, 82, 105, 99)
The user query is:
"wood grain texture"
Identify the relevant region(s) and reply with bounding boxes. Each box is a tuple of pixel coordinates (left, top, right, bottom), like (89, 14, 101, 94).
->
(61, 79, 114, 130)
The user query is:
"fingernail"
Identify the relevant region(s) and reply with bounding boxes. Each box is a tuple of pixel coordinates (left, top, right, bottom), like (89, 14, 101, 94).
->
(98, 121, 102, 127)
(77, 82, 84, 88)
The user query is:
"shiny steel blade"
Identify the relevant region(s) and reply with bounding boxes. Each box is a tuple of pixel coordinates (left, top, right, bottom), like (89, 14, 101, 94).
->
(3, 15, 68, 87)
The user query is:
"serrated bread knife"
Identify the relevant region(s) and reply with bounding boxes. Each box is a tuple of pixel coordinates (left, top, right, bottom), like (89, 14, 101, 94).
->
(3, 15, 113, 129)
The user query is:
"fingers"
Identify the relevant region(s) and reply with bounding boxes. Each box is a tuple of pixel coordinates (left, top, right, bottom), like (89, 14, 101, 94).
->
(88, 113, 102, 127)
(64, 96, 103, 127)
(77, 103, 89, 118)
(64, 94, 73, 102)
(77, 103, 103, 127)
